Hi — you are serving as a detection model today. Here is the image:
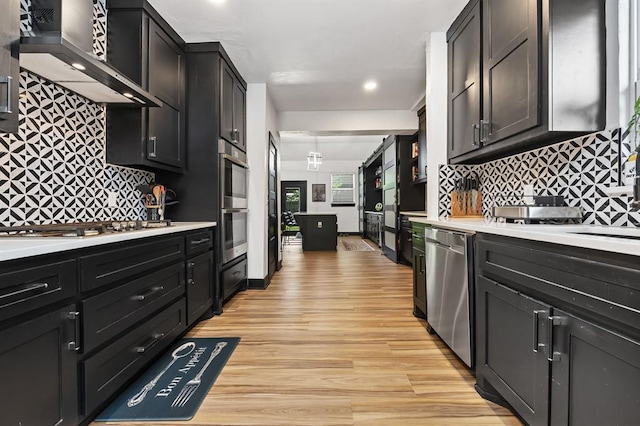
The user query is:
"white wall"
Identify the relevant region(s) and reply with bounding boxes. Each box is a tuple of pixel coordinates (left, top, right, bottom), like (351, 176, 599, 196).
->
(279, 110, 418, 135)
(425, 33, 448, 218)
(280, 160, 362, 233)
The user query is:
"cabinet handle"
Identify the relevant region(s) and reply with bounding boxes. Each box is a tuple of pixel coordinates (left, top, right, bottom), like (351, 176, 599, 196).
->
(547, 315, 563, 362)
(420, 254, 425, 274)
(480, 120, 490, 143)
(135, 333, 165, 354)
(148, 136, 157, 158)
(188, 262, 196, 268)
(532, 310, 543, 353)
(472, 123, 480, 146)
(232, 129, 239, 142)
(131, 285, 164, 301)
(0, 76, 12, 114)
(191, 237, 211, 246)
(0, 282, 48, 301)
(188, 278, 195, 285)
(67, 311, 81, 352)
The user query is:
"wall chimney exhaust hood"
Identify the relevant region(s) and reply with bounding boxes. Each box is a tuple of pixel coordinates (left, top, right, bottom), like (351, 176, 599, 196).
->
(20, 0, 161, 107)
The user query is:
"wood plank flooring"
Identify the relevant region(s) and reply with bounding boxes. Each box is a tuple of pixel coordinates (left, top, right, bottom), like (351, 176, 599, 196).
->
(98, 237, 521, 425)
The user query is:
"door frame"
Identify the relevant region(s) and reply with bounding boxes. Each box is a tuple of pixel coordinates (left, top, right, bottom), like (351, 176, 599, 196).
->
(268, 134, 278, 280)
(281, 180, 307, 214)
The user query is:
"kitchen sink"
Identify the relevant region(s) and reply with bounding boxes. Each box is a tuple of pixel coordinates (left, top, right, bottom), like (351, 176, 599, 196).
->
(570, 232, 640, 240)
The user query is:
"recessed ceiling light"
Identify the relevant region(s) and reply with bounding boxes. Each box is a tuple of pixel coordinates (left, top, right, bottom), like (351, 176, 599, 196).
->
(210, 0, 226, 4)
(71, 62, 86, 70)
(364, 80, 377, 91)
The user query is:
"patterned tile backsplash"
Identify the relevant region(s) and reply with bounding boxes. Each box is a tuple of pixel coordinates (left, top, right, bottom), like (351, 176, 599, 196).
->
(0, 0, 154, 227)
(439, 129, 640, 226)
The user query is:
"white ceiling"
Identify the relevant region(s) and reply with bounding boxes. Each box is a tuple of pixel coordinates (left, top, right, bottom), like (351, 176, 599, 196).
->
(147, 0, 468, 112)
(279, 135, 386, 162)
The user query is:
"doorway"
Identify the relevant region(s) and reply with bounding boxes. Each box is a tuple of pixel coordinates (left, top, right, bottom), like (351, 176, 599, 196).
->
(281, 181, 307, 214)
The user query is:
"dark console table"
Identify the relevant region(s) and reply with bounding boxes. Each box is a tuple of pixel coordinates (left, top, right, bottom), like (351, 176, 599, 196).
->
(294, 213, 338, 251)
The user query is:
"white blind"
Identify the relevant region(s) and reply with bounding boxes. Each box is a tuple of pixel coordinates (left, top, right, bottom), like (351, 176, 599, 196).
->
(331, 173, 355, 204)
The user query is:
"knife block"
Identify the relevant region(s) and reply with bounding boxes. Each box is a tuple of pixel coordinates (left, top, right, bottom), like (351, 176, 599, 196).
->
(450, 190, 483, 218)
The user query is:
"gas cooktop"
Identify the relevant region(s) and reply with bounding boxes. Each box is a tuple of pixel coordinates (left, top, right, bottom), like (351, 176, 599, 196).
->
(0, 220, 172, 237)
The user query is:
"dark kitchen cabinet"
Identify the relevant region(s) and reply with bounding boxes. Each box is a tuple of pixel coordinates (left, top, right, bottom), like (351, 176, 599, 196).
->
(106, 0, 186, 173)
(411, 222, 427, 319)
(447, 0, 605, 164)
(414, 106, 427, 183)
(0, 305, 79, 426)
(0, 0, 19, 134)
(220, 60, 247, 151)
(476, 233, 640, 425)
(476, 276, 551, 426)
(186, 250, 214, 326)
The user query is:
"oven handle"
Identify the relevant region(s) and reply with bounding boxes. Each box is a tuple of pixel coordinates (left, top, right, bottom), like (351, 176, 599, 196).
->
(221, 208, 248, 214)
(220, 153, 249, 169)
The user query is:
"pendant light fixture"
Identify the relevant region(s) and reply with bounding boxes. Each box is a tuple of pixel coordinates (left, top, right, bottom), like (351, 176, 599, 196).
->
(306, 136, 322, 171)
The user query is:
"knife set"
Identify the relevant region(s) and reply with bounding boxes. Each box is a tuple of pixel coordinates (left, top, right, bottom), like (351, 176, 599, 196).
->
(450, 175, 482, 217)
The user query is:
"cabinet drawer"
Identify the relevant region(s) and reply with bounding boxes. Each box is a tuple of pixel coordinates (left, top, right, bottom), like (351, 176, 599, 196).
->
(80, 236, 184, 292)
(0, 259, 76, 323)
(221, 257, 246, 303)
(185, 230, 213, 256)
(82, 262, 185, 352)
(82, 298, 187, 416)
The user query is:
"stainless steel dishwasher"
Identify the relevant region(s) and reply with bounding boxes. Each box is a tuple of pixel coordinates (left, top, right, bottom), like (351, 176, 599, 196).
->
(425, 227, 473, 367)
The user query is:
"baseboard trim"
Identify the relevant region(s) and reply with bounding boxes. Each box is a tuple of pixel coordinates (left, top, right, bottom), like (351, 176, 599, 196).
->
(248, 277, 270, 290)
(338, 232, 361, 236)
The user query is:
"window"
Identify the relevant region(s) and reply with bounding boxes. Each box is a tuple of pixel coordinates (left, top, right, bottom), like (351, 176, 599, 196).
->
(331, 173, 355, 206)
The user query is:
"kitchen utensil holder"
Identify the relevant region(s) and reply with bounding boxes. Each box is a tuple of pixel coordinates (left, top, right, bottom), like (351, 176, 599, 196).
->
(147, 207, 160, 221)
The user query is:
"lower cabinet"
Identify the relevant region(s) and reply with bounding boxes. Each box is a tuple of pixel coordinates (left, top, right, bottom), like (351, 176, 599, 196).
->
(476, 234, 640, 425)
(412, 247, 426, 319)
(221, 256, 247, 304)
(0, 305, 79, 426)
(186, 250, 214, 326)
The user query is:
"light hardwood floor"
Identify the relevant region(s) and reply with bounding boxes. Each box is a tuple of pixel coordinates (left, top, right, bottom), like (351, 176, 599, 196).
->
(99, 237, 521, 425)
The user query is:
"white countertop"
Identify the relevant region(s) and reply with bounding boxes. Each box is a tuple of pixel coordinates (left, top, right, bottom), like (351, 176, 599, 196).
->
(400, 211, 429, 217)
(0, 222, 217, 262)
(410, 217, 640, 257)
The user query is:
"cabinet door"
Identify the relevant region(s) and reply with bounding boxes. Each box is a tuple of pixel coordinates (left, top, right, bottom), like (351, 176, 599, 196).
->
(220, 61, 235, 144)
(0, 0, 19, 134)
(476, 277, 550, 426)
(412, 250, 426, 318)
(233, 80, 246, 151)
(416, 108, 427, 181)
(147, 19, 184, 169)
(382, 136, 397, 261)
(186, 251, 214, 326)
(482, 0, 539, 144)
(550, 310, 640, 426)
(448, 1, 481, 158)
(0, 305, 78, 425)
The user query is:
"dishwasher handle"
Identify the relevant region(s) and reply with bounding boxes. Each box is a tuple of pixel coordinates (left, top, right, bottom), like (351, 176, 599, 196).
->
(424, 239, 465, 255)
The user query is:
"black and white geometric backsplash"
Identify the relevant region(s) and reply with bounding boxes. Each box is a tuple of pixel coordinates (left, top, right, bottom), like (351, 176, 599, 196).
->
(0, 0, 154, 227)
(439, 129, 640, 227)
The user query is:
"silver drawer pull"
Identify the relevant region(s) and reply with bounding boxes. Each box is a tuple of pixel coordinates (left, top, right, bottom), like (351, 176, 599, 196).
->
(131, 286, 164, 301)
(0, 282, 49, 300)
(148, 136, 157, 158)
(0, 76, 12, 114)
(135, 333, 165, 353)
(67, 311, 81, 352)
(191, 238, 211, 246)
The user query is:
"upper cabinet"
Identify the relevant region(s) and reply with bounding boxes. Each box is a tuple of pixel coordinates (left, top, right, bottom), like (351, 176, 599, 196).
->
(448, 0, 606, 164)
(220, 60, 247, 152)
(105, 0, 186, 173)
(414, 106, 427, 183)
(0, 0, 19, 134)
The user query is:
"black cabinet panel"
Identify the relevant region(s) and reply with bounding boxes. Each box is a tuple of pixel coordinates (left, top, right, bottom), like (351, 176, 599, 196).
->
(0, 305, 78, 425)
(148, 19, 182, 106)
(80, 237, 184, 292)
(220, 62, 235, 145)
(0, 258, 76, 322)
(0, 0, 19, 134)
(186, 230, 213, 256)
(82, 262, 185, 352)
(412, 249, 426, 319)
(82, 298, 187, 416)
(148, 101, 182, 167)
(233, 80, 246, 151)
(186, 251, 214, 326)
(221, 257, 247, 304)
(476, 276, 550, 425)
(550, 310, 640, 426)
(416, 107, 427, 182)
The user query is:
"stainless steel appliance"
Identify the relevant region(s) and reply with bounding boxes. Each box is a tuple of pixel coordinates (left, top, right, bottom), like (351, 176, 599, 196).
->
(0, 220, 171, 237)
(221, 209, 248, 264)
(425, 228, 473, 367)
(219, 140, 248, 209)
(492, 205, 582, 223)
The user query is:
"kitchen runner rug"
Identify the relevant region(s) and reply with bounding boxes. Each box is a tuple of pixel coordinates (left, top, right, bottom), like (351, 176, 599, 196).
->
(341, 238, 375, 251)
(95, 337, 240, 422)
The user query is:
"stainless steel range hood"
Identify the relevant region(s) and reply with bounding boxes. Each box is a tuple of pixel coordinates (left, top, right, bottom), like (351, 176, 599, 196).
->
(20, 0, 161, 107)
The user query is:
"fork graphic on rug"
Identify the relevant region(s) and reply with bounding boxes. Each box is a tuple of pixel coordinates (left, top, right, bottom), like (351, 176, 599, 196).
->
(171, 341, 228, 408)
